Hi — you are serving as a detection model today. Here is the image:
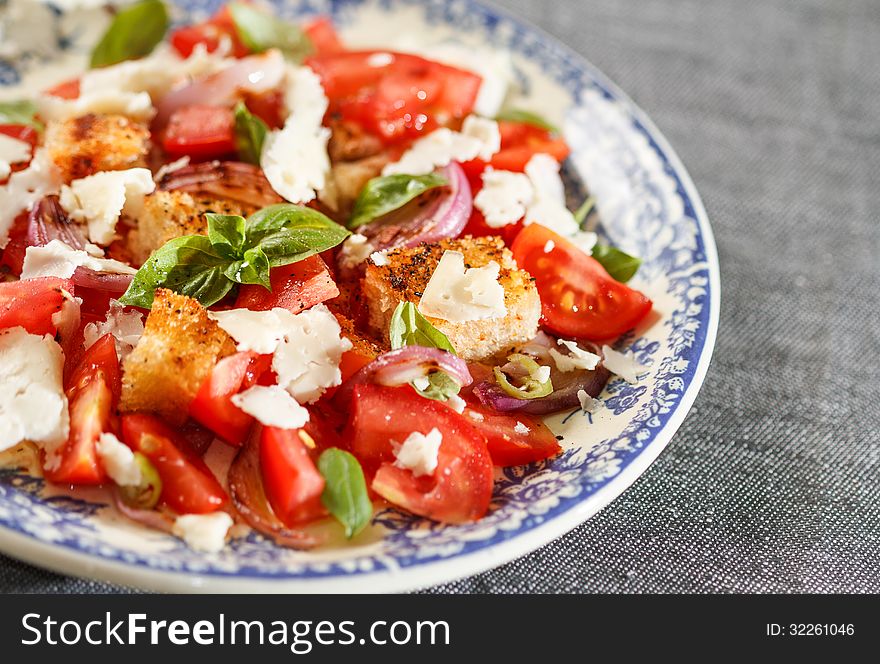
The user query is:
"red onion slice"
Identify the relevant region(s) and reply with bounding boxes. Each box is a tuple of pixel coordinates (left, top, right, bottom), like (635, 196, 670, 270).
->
(113, 491, 175, 534)
(158, 160, 283, 209)
(26, 195, 87, 250)
(71, 267, 133, 295)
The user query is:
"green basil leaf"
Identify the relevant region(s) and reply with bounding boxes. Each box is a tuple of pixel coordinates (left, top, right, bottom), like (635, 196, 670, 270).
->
(414, 371, 461, 402)
(245, 204, 350, 267)
(317, 448, 372, 539)
(206, 213, 247, 256)
(90, 0, 169, 68)
(233, 101, 269, 165)
(119, 235, 234, 308)
(495, 108, 559, 134)
(573, 195, 596, 228)
(0, 100, 43, 131)
(348, 173, 448, 229)
(591, 244, 642, 283)
(389, 302, 456, 354)
(228, 2, 313, 61)
(225, 244, 271, 289)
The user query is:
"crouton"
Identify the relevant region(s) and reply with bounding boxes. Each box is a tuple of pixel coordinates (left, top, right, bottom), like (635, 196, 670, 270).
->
(362, 236, 541, 361)
(319, 154, 390, 219)
(120, 289, 235, 425)
(128, 191, 255, 265)
(328, 119, 384, 163)
(44, 114, 150, 183)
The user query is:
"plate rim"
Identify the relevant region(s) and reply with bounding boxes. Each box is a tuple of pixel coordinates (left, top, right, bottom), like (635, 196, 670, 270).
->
(0, 0, 720, 593)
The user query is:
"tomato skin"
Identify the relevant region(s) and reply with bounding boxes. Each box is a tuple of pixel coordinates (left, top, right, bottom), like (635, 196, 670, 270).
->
(260, 426, 326, 526)
(511, 224, 653, 340)
(241, 88, 286, 129)
(121, 413, 229, 514)
(0, 277, 72, 336)
(490, 121, 571, 172)
(234, 255, 339, 313)
(0, 125, 37, 182)
(347, 384, 494, 523)
(44, 78, 80, 99)
(170, 6, 250, 58)
(458, 401, 561, 466)
(162, 105, 236, 160)
(303, 17, 344, 55)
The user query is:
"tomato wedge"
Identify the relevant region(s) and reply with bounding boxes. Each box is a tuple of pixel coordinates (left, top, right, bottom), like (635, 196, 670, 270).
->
(121, 413, 228, 514)
(0, 277, 72, 336)
(189, 351, 272, 445)
(170, 6, 250, 58)
(303, 17, 345, 55)
(306, 50, 481, 144)
(234, 255, 340, 313)
(44, 78, 80, 100)
(458, 401, 561, 467)
(348, 384, 494, 523)
(162, 105, 236, 160)
(512, 224, 652, 340)
(43, 334, 120, 485)
(259, 425, 326, 526)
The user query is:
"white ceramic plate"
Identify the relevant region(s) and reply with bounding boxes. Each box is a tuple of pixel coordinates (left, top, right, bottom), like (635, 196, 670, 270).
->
(0, 0, 719, 592)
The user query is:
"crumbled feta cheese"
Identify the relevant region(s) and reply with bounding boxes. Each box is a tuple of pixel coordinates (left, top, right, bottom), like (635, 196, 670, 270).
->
(208, 307, 295, 354)
(467, 410, 485, 422)
(172, 512, 233, 553)
(418, 250, 507, 322)
(59, 168, 155, 244)
(392, 428, 442, 477)
(474, 168, 533, 227)
(0, 132, 32, 180)
(549, 339, 601, 372)
(533, 364, 552, 384)
(570, 231, 598, 255)
(382, 115, 501, 176)
(370, 250, 389, 266)
(95, 432, 142, 487)
(338, 233, 374, 270)
(283, 64, 329, 129)
(21, 239, 136, 279)
(83, 299, 144, 361)
(231, 385, 310, 430)
(0, 148, 61, 249)
(544, 239, 555, 253)
(601, 345, 645, 384)
(0, 327, 69, 455)
(577, 389, 602, 413)
(514, 421, 530, 435)
(523, 154, 579, 236)
(412, 376, 431, 392)
(447, 393, 466, 414)
(37, 90, 155, 123)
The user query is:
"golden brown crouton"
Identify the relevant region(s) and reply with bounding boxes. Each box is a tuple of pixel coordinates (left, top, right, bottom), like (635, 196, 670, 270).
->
(328, 120, 384, 163)
(120, 289, 235, 425)
(45, 114, 150, 183)
(362, 236, 541, 361)
(128, 191, 255, 265)
(319, 154, 390, 219)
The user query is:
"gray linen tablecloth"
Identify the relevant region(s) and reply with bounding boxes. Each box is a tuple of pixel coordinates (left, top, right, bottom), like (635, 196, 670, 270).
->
(2, 0, 878, 593)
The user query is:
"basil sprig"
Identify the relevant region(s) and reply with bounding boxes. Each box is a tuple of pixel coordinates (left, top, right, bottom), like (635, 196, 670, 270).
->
(495, 108, 559, 134)
(592, 244, 642, 283)
(228, 2, 313, 61)
(348, 173, 448, 229)
(233, 102, 269, 165)
(318, 448, 372, 539)
(0, 100, 43, 131)
(90, 0, 169, 68)
(120, 204, 350, 308)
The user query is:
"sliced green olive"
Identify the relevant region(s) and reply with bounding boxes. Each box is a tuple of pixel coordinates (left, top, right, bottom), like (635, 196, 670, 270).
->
(119, 452, 163, 510)
(493, 353, 553, 399)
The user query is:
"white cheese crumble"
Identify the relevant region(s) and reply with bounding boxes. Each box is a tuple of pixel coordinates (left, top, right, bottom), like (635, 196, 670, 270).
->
(0, 132, 32, 181)
(37, 90, 155, 123)
(523, 153, 579, 236)
(418, 250, 507, 322)
(577, 389, 602, 413)
(231, 385, 310, 430)
(338, 233, 374, 270)
(209, 307, 293, 354)
(283, 64, 329, 129)
(0, 148, 62, 249)
(83, 299, 144, 361)
(95, 432, 142, 487)
(549, 339, 601, 372)
(21, 239, 136, 279)
(412, 376, 431, 392)
(601, 345, 645, 384)
(392, 428, 442, 477)
(514, 421, 530, 435)
(543, 239, 555, 253)
(533, 364, 552, 384)
(370, 250, 389, 267)
(467, 410, 485, 422)
(172, 512, 233, 553)
(382, 115, 501, 176)
(0, 327, 69, 454)
(447, 393, 466, 414)
(474, 168, 533, 227)
(59, 168, 155, 245)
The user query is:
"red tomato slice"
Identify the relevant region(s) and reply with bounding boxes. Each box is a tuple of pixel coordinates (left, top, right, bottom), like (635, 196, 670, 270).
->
(241, 88, 286, 129)
(162, 105, 236, 160)
(234, 255, 340, 313)
(306, 51, 481, 145)
(347, 384, 494, 523)
(170, 6, 250, 58)
(43, 334, 120, 485)
(0, 277, 72, 336)
(44, 78, 80, 100)
(489, 120, 571, 172)
(121, 413, 228, 514)
(511, 224, 652, 340)
(0, 125, 37, 183)
(189, 351, 271, 445)
(260, 425, 326, 526)
(458, 401, 561, 467)
(303, 17, 345, 55)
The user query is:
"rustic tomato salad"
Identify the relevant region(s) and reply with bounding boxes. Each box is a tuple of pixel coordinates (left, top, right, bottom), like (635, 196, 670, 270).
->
(0, 2, 653, 553)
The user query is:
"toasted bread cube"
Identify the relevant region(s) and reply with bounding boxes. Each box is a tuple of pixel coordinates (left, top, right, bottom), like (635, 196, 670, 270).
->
(120, 289, 235, 425)
(128, 191, 254, 265)
(44, 114, 150, 183)
(362, 236, 541, 361)
(319, 154, 389, 219)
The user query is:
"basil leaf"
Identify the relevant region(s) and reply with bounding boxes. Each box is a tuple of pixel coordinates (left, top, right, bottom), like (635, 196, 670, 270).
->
(206, 213, 247, 256)
(389, 302, 456, 354)
(245, 204, 350, 267)
(233, 102, 269, 166)
(224, 244, 271, 289)
(0, 100, 43, 131)
(348, 173, 448, 229)
(119, 235, 234, 308)
(573, 195, 596, 228)
(90, 0, 169, 68)
(495, 108, 559, 134)
(415, 371, 461, 402)
(318, 448, 372, 539)
(591, 244, 642, 283)
(228, 2, 313, 61)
